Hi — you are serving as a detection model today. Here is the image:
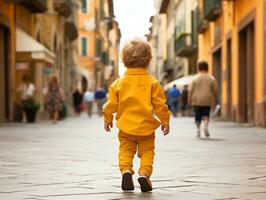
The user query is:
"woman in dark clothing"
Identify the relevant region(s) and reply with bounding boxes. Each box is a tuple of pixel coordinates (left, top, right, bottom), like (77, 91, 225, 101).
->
(72, 89, 83, 115)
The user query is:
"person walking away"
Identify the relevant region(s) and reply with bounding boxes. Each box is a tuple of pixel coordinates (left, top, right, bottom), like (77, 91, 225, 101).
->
(95, 87, 107, 116)
(181, 85, 189, 116)
(45, 76, 64, 124)
(17, 75, 36, 122)
(103, 39, 170, 192)
(188, 61, 218, 138)
(167, 85, 180, 117)
(72, 89, 83, 115)
(83, 89, 94, 117)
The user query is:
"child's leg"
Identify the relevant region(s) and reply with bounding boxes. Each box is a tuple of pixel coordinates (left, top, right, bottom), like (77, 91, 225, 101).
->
(118, 131, 137, 175)
(137, 133, 155, 178)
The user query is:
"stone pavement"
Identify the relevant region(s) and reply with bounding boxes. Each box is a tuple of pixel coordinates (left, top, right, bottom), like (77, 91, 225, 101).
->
(0, 115, 266, 200)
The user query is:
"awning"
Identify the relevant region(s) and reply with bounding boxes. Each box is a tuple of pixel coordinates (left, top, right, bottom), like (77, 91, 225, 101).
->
(16, 28, 55, 64)
(163, 75, 195, 91)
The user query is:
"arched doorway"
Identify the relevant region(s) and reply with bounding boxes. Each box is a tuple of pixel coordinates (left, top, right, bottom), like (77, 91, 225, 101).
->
(81, 76, 88, 93)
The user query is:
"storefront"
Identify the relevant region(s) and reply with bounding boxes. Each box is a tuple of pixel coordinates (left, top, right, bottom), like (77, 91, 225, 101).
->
(16, 27, 55, 113)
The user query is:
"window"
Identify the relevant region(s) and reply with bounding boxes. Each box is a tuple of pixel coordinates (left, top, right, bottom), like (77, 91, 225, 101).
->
(81, 37, 88, 56)
(82, 0, 87, 13)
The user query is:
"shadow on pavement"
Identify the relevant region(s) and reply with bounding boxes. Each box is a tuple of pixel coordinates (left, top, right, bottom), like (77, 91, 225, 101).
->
(120, 191, 154, 198)
(198, 138, 226, 142)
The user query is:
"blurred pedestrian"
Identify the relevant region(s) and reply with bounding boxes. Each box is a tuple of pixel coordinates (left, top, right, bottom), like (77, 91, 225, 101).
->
(94, 87, 107, 116)
(188, 61, 218, 138)
(103, 39, 170, 192)
(17, 75, 36, 122)
(167, 84, 180, 117)
(72, 89, 83, 115)
(83, 89, 94, 117)
(181, 85, 189, 116)
(45, 76, 64, 124)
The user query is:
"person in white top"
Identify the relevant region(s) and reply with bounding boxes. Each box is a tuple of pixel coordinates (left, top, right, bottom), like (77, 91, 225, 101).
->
(17, 75, 36, 122)
(83, 89, 95, 117)
(17, 75, 36, 101)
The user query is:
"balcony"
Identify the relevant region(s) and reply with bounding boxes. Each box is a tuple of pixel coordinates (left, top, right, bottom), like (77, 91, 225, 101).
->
(65, 21, 78, 41)
(16, 0, 47, 13)
(175, 33, 196, 57)
(196, 7, 208, 33)
(203, 0, 222, 21)
(54, 0, 72, 17)
(65, 14, 78, 41)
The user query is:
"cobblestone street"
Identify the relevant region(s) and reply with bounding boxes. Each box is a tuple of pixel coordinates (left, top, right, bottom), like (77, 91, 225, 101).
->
(0, 115, 266, 200)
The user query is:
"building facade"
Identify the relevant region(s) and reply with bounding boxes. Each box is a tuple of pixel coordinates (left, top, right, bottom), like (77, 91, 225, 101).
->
(148, 0, 168, 84)
(149, 0, 266, 127)
(77, 0, 120, 91)
(197, 0, 266, 127)
(94, 0, 120, 90)
(78, 0, 96, 91)
(149, 0, 198, 84)
(0, 0, 15, 122)
(15, 0, 79, 118)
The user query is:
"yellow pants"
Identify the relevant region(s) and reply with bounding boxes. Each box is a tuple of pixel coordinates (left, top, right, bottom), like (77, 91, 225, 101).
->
(118, 131, 155, 178)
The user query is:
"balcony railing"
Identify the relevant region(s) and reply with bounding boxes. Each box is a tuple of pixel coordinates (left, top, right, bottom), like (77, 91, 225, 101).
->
(175, 33, 196, 57)
(16, 0, 47, 13)
(203, 0, 222, 21)
(196, 6, 208, 33)
(54, 0, 72, 17)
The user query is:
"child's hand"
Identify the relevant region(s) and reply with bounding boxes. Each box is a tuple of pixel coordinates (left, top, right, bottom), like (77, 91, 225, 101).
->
(104, 121, 113, 132)
(161, 124, 169, 136)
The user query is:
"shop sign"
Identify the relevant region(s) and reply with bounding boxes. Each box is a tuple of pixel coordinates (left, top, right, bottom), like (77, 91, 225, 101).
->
(43, 68, 53, 76)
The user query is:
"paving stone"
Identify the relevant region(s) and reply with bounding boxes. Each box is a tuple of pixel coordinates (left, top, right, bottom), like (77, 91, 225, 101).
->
(0, 115, 266, 199)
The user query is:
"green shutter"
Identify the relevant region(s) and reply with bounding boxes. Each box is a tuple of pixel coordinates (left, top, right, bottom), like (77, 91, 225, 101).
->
(82, 38, 87, 56)
(82, 0, 87, 13)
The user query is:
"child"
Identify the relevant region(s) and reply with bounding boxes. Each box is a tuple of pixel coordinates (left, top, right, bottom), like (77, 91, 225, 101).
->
(103, 39, 170, 192)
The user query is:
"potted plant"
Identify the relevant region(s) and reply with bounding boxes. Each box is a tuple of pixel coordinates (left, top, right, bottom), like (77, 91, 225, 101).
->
(24, 100, 40, 123)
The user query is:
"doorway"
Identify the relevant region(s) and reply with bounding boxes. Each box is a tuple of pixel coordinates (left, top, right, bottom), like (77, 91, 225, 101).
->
(226, 38, 232, 119)
(0, 25, 9, 122)
(238, 22, 255, 124)
(212, 48, 222, 112)
(81, 76, 88, 93)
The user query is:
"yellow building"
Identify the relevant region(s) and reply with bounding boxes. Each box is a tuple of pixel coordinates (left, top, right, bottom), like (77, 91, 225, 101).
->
(78, 0, 96, 91)
(197, 0, 266, 127)
(77, 0, 120, 91)
(0, 0, 15, 122)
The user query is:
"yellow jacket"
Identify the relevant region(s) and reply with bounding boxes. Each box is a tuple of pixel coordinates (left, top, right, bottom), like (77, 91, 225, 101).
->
(103, 68, 170, 136)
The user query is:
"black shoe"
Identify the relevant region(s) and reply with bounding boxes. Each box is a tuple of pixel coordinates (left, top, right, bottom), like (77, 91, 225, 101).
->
(121, 172, 134, 191)
(138, 176, 152, 192)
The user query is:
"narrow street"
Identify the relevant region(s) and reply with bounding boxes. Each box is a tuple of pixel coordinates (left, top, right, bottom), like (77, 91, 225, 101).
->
(0, 116, 266, 199)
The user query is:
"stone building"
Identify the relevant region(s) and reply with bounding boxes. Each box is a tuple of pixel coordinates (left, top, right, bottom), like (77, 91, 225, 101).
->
(94, 0, 120, 90)
(149, 0, 198, 84)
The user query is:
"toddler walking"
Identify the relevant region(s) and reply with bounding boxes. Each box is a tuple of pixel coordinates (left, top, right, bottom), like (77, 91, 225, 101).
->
(103, 39, 170, 192)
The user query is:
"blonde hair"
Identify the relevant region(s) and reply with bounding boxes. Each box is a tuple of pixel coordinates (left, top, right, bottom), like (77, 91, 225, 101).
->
(122, 39, 153, 68)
